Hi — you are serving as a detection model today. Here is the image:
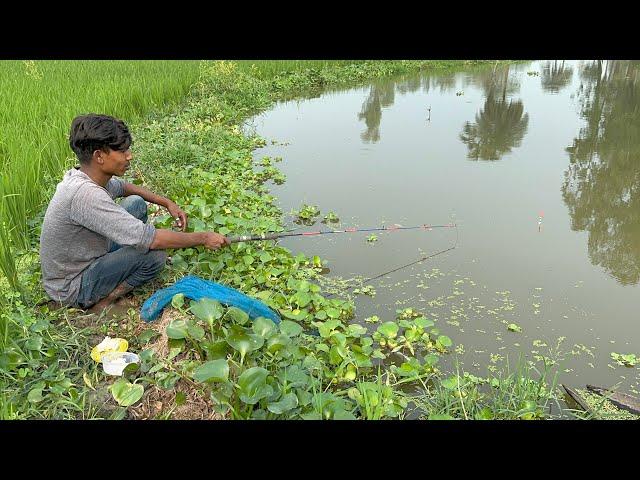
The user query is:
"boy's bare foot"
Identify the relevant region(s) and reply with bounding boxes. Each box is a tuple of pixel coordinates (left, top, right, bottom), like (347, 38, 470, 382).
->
(88, 282, 135, 314)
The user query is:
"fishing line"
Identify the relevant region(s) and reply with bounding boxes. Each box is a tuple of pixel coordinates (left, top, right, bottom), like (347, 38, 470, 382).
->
(323, 223, 459, 298)
(227, 222, 459, 290)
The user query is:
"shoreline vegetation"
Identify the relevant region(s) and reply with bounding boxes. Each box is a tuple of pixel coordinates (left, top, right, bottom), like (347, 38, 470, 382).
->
(1, 60, 635, 420)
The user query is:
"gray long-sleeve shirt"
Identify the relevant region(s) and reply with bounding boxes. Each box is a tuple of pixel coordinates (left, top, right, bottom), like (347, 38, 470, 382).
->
(40, 168, 156, 304)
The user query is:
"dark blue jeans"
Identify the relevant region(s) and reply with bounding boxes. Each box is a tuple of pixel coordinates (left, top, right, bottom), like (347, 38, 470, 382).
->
(75, 195, 166, 309)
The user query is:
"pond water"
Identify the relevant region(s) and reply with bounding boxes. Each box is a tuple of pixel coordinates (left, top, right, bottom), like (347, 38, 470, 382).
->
(246, 60, 640, 398)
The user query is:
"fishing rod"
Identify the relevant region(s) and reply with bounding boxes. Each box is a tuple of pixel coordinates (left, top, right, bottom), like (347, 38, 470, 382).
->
(227, 223, 457, 243)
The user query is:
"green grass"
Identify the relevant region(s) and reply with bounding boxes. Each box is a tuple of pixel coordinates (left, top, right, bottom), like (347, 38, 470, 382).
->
(0, 60, 203, 289)
(411, 357, 561, 420)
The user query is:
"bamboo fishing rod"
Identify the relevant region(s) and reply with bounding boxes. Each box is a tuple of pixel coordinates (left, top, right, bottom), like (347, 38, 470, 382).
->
(227, 223, 457, 243)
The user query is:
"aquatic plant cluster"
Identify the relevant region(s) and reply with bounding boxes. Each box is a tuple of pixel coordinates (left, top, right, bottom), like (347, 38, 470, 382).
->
(3, 59, 628, 420)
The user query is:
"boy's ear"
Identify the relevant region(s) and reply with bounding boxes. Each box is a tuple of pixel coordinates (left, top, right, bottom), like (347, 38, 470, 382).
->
(93, 149, 104, 164)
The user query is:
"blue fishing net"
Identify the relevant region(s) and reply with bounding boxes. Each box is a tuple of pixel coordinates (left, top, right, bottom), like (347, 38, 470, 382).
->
(140, 275, 281, 324)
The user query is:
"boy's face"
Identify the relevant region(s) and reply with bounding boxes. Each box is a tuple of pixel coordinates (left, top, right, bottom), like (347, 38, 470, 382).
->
(96, 147, 132, 176)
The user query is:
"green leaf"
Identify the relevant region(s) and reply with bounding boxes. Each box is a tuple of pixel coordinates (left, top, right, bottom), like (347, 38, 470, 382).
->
(171, 293, 185, 309)
(414, 317, 435, 329)
(441, 376, 458, 390)
(326, 308, 340, 319)
(259, 252, 273, 262)
(507, 323, 522, 333)
(226, 307, 249, 325)
(226, 326, 264, 357)
(267, 393, 299, 414)
(292, 291, 311, 308)
(201, 340, 229, 360)
(348, 324, 367, 337)
(428, 414, 455, 420)
(377, 322, 399, 339)
(166, 319, 189, 339)
(266, 334, 291, 353)
(137, 329, 159, 345)
(475, 407, 494, 420)
(30, 319, 50, 333)
(186, 321, 205, 341)
(193, 359, 230, 383)
(252, 317, 277, 338)
(109, 379, 144, 407)
(190, 298, 224, 324)
(281, 309, 309, 321)
(238, 367, 272, 404)
(27, 384, 45, 403)
(172, 255, 188, 271)
(423, 353, 439, 366)
(201, 205, 212, 218)
(175, 392, 187, 406)
(280, 320, 303, 337)
(25, 336, 43, 351)
(437, 335, 452, 347)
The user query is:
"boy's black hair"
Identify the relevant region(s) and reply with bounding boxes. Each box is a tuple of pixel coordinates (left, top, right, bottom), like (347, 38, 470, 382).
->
(69, 114, 133, 164)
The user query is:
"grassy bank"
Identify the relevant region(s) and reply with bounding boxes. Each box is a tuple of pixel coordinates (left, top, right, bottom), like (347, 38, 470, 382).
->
(1, 60, 575, 420)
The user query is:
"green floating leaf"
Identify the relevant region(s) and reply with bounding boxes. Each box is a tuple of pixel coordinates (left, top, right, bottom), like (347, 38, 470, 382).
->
(193, 359, 230, 383)
(437, 335, 452, 347)
(377, 322, 399, 339)
(414, 317, 435, 329)
(507, 323, 522, 333)
(110, 379, 144, 407)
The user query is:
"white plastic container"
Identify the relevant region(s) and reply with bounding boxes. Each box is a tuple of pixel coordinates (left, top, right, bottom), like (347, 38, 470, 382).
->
(101, 351, 140, 376)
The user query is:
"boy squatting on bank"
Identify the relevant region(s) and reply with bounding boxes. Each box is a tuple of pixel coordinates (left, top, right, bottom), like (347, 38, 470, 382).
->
(40, 113, 230, 313)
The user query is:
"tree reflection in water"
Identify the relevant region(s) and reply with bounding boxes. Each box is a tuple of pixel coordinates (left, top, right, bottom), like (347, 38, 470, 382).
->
(459, 65, 529, 161)
(541, 60, 574, 93)
(563, 60, 640, 285)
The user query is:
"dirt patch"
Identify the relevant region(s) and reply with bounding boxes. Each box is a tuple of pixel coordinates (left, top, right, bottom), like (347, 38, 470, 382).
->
(145, 307, 182, 359)
(129, 379, 225, 420)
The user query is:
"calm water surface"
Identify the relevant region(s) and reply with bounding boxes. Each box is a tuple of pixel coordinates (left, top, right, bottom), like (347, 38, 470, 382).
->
(246, 60, 640, 397)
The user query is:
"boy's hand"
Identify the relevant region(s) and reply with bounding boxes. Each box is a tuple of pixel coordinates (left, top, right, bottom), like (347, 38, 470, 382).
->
(203, 232, 230, 250)
(167, 202, 188, 231)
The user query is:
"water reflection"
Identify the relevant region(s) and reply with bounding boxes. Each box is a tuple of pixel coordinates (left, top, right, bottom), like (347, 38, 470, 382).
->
(358, 81, 395, 143)
(459, 65, 529, 161)
(563, 60, 640, 285)
(541, 60, 574, 93)
(358, 72, 462, 143)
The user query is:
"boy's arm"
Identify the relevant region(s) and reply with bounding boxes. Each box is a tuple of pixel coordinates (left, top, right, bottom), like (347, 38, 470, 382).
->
(123, 182, 188, 231)
(149, 230, 229, 250)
